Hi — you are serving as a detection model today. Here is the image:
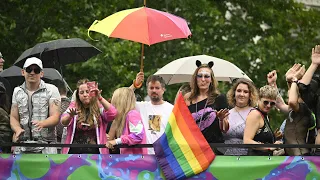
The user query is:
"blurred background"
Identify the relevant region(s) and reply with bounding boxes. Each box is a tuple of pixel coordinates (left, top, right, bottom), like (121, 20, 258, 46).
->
(1, 0, 320, 128)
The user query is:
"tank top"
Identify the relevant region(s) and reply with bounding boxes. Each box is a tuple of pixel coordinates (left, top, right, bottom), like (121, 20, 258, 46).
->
(248, 108, 275, 156)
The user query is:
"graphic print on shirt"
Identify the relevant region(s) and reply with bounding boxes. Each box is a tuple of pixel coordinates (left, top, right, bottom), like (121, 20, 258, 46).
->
(148, 115, 161, 134)
(191, 107, 216, 131)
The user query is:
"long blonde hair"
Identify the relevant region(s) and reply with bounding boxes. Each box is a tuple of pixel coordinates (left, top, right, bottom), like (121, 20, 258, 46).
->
(75, 79, 100, 127)
(189, 65, 219, 105)
(111, 87, 136, 138)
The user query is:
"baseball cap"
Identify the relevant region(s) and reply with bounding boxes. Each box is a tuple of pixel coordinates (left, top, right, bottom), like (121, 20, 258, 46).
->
(23, 57, 43, 69)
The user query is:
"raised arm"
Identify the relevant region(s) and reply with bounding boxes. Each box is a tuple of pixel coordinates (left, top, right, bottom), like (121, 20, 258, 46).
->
(287, 65, 306, 112)
(96, 89, 117, 122)
(288, 81, 300, 112)
(267, 70, 290, 113)
(300, 45, 320, 85)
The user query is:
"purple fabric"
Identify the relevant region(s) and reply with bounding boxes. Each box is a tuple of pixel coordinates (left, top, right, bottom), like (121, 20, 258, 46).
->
(191, 107, 216, 131)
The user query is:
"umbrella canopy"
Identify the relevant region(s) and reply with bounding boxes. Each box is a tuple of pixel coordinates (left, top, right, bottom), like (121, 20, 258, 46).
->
(88, 7, 191, 46)
(88, 7, 191, 71)
(154, 55, 251, 85)
(14, 38, 102, 69)
(0, 66, 72, 92)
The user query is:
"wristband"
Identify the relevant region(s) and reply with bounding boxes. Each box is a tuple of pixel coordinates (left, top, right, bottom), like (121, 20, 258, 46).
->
(133, 79, 142, 89)
(98, 96, 103, 101)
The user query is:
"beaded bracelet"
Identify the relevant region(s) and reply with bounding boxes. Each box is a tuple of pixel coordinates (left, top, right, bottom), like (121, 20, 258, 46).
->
(133, 79, 142, 89)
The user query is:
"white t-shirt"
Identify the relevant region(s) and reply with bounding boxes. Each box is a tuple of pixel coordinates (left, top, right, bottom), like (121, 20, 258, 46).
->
(136, 101, 173, 154)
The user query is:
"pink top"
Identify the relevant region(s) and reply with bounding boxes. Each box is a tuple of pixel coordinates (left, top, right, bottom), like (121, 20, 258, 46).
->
(119, 110, 147, 154)
(61, 101, 117, 154)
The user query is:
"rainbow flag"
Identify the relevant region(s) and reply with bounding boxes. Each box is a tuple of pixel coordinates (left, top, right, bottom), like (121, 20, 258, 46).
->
(153, 93, 215, 180)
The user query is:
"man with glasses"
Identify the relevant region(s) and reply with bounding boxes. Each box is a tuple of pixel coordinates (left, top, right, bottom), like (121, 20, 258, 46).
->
(10, 57, 61, 154)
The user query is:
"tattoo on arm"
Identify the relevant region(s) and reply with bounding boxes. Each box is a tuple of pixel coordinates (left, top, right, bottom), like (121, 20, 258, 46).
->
(53, 99, 60, 107)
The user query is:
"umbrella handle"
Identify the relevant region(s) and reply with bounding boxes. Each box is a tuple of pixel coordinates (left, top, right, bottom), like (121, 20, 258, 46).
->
(140, 43, 144, 72)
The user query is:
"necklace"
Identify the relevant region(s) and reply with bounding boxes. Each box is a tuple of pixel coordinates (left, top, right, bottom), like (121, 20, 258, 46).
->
(195, 98, 208, 128)
(234, 106, 249, 122)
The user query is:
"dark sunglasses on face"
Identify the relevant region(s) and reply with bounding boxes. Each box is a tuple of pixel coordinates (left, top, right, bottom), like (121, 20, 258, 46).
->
(263, 100, 276, 106)
(197, 74, 211, 79)
(25, 66, 41, 74)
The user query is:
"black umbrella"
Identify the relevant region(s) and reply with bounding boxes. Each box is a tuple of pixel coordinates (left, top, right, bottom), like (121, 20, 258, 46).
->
(14, 38, 102, 69)
(0, 66, 73, 94)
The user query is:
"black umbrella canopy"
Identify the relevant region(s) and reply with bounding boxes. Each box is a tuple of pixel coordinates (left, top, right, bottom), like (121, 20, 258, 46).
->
(14, 38, 102, 69)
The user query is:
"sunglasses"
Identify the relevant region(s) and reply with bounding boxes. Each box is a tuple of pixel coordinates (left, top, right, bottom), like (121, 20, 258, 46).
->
(197, 74, 211, 79)
(25, 66, 41, 74)
(263, 100, 276, 106)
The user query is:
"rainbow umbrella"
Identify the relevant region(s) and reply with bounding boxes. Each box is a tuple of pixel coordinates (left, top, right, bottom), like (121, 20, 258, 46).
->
(88, 6, 191, 71)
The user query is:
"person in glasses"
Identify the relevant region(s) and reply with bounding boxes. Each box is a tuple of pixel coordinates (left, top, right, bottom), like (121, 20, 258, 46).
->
(184, 60, 229, 154)
(243, 85, 282, 155)
(61, 79, 117, 154)
(266, 67, 315, 156)
(222, 78, 259, 155)
(10, 57, 61, 154)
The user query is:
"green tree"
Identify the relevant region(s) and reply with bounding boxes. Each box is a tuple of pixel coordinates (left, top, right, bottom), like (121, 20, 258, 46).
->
(1, 0, 320, 128)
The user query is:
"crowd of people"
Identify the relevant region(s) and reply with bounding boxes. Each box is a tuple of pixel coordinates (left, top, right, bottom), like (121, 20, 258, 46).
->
(0, 44, 320, 156)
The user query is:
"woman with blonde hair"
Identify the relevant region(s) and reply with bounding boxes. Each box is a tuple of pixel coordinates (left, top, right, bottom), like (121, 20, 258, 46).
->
(61, 79, 117, 154)
(107, 87, 147, 154)
(244, 85, 282, 155)
(184, 60, 229, 154)
(222, 78, 258, 155)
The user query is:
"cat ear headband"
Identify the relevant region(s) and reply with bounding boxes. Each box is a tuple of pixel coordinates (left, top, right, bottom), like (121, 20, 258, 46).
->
(196, 60, 214, 68)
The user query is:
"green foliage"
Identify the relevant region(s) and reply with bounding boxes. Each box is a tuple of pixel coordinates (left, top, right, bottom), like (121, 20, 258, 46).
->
(1, 0, 320, 129)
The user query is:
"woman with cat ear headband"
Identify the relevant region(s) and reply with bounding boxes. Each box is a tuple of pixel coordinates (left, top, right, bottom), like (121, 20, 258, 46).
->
(184, 60, 229, 154)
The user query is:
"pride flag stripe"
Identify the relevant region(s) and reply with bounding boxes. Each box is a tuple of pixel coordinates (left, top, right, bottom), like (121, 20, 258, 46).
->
(153, 93, 215, 180)
(153, 134, 185, 179)
(167, 115, 203, 174)
(173, 106, 212, 168)
(176, 98, 215, 163)
(165, 122, 193, 173)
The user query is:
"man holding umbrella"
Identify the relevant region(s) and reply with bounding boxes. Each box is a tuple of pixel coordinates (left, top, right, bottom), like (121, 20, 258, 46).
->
(129, 72, 173, 154)
(10, 57, 61, 154)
